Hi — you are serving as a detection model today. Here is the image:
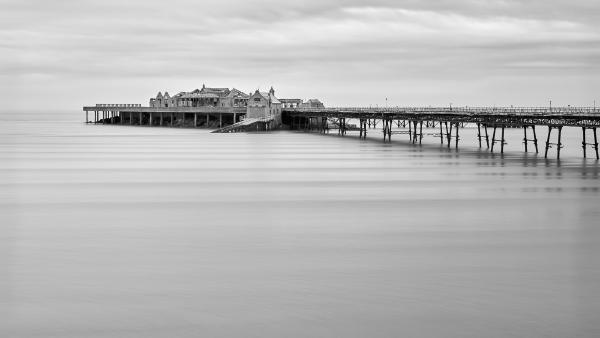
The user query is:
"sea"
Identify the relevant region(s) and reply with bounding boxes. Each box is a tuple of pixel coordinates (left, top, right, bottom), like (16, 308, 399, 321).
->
(1, 111, 599, 337)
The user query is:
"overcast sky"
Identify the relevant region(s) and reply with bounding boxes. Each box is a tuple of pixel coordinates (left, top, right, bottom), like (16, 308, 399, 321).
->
(1, 0, 599, 110)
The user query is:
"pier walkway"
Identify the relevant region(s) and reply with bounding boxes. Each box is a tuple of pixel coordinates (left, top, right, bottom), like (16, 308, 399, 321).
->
(283, 107, 600, 160)
(212, 117, 276, 133)
(82, 104, 600, 160)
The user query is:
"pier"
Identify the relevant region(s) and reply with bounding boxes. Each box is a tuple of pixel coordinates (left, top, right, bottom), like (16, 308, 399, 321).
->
(283, 107, 600, 160)
(83, 103, 600, 160)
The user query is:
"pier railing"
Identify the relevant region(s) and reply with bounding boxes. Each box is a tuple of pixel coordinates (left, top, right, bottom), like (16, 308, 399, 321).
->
(287, 107, 600, 116)
(95, 104, 142, 108)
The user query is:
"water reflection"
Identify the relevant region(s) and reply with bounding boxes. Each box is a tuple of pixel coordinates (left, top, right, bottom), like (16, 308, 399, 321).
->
(1, 113, 599, 338)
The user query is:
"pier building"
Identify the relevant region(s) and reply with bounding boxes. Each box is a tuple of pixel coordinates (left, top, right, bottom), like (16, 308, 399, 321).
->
(150, 85, 250, 109)
(280, 99, 303, 109)
(302, 99, 325, 109)
(247, 87, 282, 125)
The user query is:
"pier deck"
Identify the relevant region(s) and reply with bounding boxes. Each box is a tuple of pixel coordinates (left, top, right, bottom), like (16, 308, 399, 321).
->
(83, 105, 246, 128)
(283, 107, 600, 160)
(82, 104, 600, 160)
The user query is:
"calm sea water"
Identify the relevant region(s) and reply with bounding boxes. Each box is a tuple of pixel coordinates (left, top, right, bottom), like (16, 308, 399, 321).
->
(1, 111, 599, 337)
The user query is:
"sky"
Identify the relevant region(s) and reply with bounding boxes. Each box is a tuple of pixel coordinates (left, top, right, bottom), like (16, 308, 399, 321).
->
(1, 0, 599, 110)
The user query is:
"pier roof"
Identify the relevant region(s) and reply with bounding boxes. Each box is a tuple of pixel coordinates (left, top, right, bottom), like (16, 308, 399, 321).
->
(180, 93, 220, 99)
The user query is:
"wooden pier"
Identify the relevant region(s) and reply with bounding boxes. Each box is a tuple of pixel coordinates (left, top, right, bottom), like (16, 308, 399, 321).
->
(283, 107, 600, 160)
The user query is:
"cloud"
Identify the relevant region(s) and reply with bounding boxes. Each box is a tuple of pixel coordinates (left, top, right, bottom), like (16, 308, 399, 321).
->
(0, 0, 598, 109)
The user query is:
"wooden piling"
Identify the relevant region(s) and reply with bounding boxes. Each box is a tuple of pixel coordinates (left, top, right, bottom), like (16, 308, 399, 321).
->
(477, 123, 481, 147)
(419, 121, 423, 145)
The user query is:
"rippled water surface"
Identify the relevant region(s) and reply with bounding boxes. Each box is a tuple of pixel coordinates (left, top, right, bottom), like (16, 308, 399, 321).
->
(1, 112, 599, 337)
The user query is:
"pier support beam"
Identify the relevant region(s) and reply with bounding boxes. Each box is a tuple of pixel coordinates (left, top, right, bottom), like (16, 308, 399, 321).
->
(557, 126, 563, 160)
(149, 113, 152, 126)
(219, 114, 222, 128)
(412, 121, 418, 144)
(477, 123, 482, 147)
(500, 126, 505, 154)
(545, 126, 552, 158)
(194, 113, 197, 128)
(491, 126, 497, 152)
(544, 126, 563, 159)
(359, 119, 364, 139)
(160, 113, 163, 126)
(582, 127, 587, 158)
(206, 114, 209, 127)
(139, 112, 142, 125)
(594, 128, 600, 160)
(439, 122, 443, 144)
(455, 123, 459, 149)
(522, 125, 538, 153)
(445, 122, 452, 148)
(532, 126, 539, 153)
